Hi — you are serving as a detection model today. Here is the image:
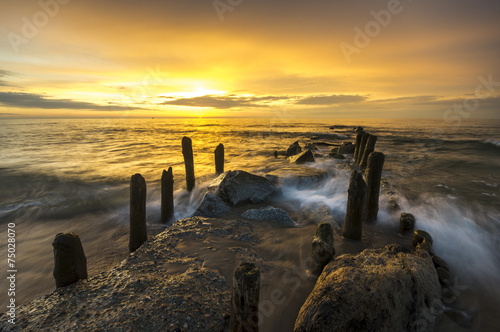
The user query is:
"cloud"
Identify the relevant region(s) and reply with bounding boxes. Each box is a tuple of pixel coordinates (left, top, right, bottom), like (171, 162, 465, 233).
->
(161, 94, 291, 109)
(296, 94, 366, 105)
(0, 70, 15, 87)
(0, 92, 141, 111)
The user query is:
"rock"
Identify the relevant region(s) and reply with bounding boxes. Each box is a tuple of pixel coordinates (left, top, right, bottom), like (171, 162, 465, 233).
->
(193, 192, 231, 218)
(294, 248, 443, 332)
(311, 223, 335, 275)
(334, 142, 355, 154)
(432, 255, 450, 272)
(412, 230, 433, 248)
(328, 153, 345, 160)
(301, 203, 340, 230)
(52, 233, 88, 288)
(400, 213, 416, 234)
(289, 150, 315, 164)
(313, 141, 337, 147)
(211, 170, 277, 206)
(444, 309, 473, 329)
(273, 150, 278, 158)
(416, 240, 433, 254)
(241, 206, 295, 227)
(304, 143, 318, 151)
(266, 166, 327, 188)
(436, 267, 453, 287)
(388, 197, 401, 211)
(355, 126, 364, 133)
(286, 141, 302, 157)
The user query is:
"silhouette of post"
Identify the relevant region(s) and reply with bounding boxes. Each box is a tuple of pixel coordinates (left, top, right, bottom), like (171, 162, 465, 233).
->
(230, 262, 260, 332)
(360, 134, 377, 169)
(215, 143, 224, 174)
(52, 233, 87, 288)
(130, 173, 147, 252)
(356, 133, 369, 165)
(353, 131, 365, 164)
(363, 152, 385, 223)
(182, 137, 195, 191)
(161, 167, 174, 224)
(343, 170, 366, 240)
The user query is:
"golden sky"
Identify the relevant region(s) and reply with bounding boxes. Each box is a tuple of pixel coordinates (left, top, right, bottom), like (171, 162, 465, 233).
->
(0, 0, 499, 118)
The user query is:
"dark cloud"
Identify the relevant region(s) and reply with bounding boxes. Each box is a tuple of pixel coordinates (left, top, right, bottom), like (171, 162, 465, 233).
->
(296, 94, 366, 105)
(162, 95, 290, 109)
(0, 92, 141, 111)
(0, 70, 15, 87)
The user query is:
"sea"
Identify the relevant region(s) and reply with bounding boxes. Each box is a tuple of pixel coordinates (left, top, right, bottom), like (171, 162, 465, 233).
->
(0, 118, 499, 329)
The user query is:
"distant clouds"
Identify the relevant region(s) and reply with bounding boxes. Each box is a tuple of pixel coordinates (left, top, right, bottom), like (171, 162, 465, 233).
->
(0, 92, 139, 111)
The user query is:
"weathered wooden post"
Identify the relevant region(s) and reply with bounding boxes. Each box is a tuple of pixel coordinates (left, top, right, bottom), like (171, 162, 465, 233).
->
(161, 167, 174, 224)
(215, 143, 224, 174)
(130, 173, 147, 252)
(52, 233, 87, 288)
(355, 133, 369, 165)
(363, 152, 385, 223)
(182, 137, 195, 191)
(230, 262, 260, 332)
(343, 170, 366, 240)
(353, 131, 365, 164)
(359, 134, 377, 168)
(311, 223, 335, 275)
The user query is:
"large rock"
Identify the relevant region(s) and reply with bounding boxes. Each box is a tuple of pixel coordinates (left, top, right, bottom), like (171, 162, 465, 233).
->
(333, 142, 355, 154)
(295, 246, 443, 332)
(210, 170, 277, 206)
(266, 166, 327, 188)
(193, 192, 231, 218)
(241, 206, 295, 227)
(286, 141, 302, 157)
(289, 150, 315, 164)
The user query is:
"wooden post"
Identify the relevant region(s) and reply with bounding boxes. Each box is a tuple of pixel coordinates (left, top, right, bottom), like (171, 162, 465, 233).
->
(311, 223, 335, 275)
(359, 134, 377, 169)
(130, 173, 147, 252)
(182, 137, 195, 191)
(343, 170, 366, 240)
(161, 167, 174, 224)
(356, 133, 369, 165)
(215, 143, 224, 174)
(353, 131, 365, 164)
(52, 233, 87, 288)
(230, 262, 260, 332)
(363, 152, 385, 223)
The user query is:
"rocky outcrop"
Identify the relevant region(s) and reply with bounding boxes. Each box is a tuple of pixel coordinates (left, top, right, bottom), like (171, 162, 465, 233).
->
(286, 141, 302, 157)
(289, 150, 315, 164)
(241, 206, 295, 227)
(295, 245, 443, 332)
(333, 142, 355, 154)
(209, 170, 277, 206)
(193, 192, 231, 218)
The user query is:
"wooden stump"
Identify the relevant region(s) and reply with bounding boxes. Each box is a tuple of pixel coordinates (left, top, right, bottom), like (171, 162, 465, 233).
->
(230, 262, 260, 332)
(363, 152, 385, 223)
(52, 233, 87, 288)
(343, 170, 366, 240)
(161, 167, 174, 224)
(356, 133, 369, 165)
(182, 137, 195, 192)
(359, 134, 377, 169)
(311, 223, 335, 275)
(215, 143, 224, 174)
(353, 131, 366, 165)
(129, 173, 147, 252)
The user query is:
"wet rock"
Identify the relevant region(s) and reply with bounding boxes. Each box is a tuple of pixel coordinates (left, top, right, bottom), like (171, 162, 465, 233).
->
(301, 203, 340, 230)
(211, 170, 277, 206)
(289, 150, 315, 164)
(416, 240, 433, 255)
(273, 150, 278, 158)
(286, 141, 302, 157)
(388, 197, 401, 212)
(241, 206, 295, 227)
(412, 230, 433, 248)
(400, 213, 416, 234)
(334, 142, 355, 154)
(354, 126, 364, 133)
(304, 143, 318, 151)
(266, 166, 327, 188)
(193, 192, 231, 218)
(444, 310, 473, 329)
(295, 248, 442, 332)
(311, 223, 335, 275)
(328, 152, 345, 160)
(432, 255, 450, 272)
(436, 267, 453, 287)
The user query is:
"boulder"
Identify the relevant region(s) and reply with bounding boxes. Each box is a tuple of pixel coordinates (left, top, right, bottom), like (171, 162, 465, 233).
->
(193, 192, 231, 218)
(286, 141, 302, 157)
(266, 166, 327, 189)
(328, 153, 345, 160)
(210, 170, 277, 206)
(412, 230, 433, 248)
(295, 247, 442, 332)
(241, 206, 295, 227)
(304, 143, 318, 151)
(289, 150, 315, 164)
(354, 126, 364, 133)
(400, 213, 416, 234)
(334, 142, 355, 154)
(432, 255, 450, 272)
(436, 267, 453, 287)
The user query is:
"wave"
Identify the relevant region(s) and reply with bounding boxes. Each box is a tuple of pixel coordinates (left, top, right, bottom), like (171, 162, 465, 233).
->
(484, 139, 500, 148)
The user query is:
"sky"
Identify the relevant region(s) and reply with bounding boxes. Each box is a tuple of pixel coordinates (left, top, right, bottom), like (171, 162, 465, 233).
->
(0, 0, 499, 118)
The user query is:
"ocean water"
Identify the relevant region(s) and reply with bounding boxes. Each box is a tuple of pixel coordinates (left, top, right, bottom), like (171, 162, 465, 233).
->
(0, 118, 499, 327)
